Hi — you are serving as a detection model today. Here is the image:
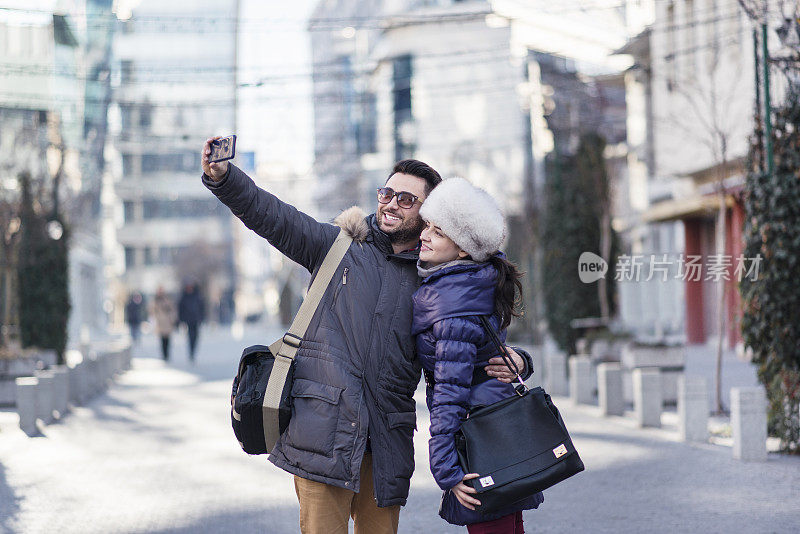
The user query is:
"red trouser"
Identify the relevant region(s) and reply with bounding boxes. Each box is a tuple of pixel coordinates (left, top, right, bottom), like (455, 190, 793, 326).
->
(466, 511, 524, 534)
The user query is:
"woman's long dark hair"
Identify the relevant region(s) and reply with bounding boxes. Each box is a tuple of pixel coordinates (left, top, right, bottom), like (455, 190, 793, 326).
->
(488, 255, 524, 329)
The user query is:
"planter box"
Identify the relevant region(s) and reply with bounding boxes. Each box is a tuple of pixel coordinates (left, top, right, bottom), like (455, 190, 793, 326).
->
(0, 350, 58, 407)
(0, 379, 16, 406)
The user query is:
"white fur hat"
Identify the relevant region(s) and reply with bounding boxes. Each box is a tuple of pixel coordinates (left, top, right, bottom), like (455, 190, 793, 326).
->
(419, 177, 506, 262)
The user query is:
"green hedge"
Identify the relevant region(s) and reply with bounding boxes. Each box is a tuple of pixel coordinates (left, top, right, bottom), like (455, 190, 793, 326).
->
(542, 134, 617, 353)
(17, 172, 70, 363)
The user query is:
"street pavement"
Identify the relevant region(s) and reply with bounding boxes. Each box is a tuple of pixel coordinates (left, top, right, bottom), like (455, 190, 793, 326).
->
(1, 324, 798, 533)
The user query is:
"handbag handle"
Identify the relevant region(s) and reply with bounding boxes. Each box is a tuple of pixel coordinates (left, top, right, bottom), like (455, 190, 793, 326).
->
(478, 316, 527, 393)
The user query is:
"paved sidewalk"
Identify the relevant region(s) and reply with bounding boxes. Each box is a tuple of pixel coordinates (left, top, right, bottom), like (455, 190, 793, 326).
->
(1, 325, 798, 533)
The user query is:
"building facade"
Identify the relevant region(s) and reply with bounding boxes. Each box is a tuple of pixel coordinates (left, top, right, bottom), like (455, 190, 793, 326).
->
(0, 2, 114, 348)
(617, 0, 758, 349)
(307, 0, 639, 340)
(108, 0, 238, 321)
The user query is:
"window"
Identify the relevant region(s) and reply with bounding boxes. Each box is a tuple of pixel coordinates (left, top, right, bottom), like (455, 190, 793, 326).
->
(144, 247, 155, 265)
(122, 154, 136, 175)
(158, 247, 172, 264)
(141, 198, 223, 219)
(357, 92, 377, 154)
(392, 55, 415, 161)
(139, 102, 152, 129)
(120, 60, 134, 84)
(124, 247, 136, 269)
(140, 152, 198, 174)
(120, 104, 134, 130)
(123, 201, 135, 223)
(393, 55, 413, 118)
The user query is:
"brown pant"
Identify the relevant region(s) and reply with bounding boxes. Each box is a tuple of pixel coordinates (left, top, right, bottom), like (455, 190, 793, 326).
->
(293, 452, 400, 534)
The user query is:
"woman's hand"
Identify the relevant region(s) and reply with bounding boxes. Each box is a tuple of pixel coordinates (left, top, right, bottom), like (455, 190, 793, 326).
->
(452, 473, 481, 510)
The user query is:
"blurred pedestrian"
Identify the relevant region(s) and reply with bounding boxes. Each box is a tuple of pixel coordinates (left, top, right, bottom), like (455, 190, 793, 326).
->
(151, 286, 177, 361)
(178, 282, 204, 362)
(125, 292, 144, 344)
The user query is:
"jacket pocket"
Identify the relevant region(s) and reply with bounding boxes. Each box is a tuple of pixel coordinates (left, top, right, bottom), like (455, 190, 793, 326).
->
(386, 410, 416, 479)
(284, 378, 343, 456)
(387, 410, 417, 430)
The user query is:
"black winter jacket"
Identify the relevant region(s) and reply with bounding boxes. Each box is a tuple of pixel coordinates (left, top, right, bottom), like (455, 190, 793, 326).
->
(203, 164, 421, 507)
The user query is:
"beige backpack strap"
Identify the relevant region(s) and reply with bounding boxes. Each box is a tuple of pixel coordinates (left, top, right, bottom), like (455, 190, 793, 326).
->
(262, 229, 353, 450)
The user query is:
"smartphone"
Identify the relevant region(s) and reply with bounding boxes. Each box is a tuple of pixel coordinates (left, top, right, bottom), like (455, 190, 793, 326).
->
(209, 135, 236, 163)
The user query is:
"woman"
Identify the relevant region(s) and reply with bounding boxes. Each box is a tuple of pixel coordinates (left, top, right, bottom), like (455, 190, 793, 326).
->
(411, 177, 544, 533)
(151, 286, 177, 362)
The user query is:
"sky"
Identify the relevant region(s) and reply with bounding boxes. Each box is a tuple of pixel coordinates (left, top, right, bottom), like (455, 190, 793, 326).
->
(237, 0, 317, 176)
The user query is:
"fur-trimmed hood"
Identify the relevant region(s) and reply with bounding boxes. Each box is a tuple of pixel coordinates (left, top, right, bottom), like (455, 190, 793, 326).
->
(333, 206, 369, 242)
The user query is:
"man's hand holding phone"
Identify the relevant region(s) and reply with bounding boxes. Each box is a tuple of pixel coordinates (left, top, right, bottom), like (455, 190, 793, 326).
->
(202, 136, 234, 182)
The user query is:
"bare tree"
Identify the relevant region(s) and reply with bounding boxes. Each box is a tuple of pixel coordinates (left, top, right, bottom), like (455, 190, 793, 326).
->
(659, 22, 746, 415)
(173, 240, 228, 293)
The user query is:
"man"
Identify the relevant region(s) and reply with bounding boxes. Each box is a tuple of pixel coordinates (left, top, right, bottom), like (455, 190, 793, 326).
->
(201, 138, 533, 534)
(178, 282, 204, 362)
(125, 292, 144, 344)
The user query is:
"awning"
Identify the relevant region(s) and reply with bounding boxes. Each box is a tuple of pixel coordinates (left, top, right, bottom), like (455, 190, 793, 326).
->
(642, 194, 735, 223)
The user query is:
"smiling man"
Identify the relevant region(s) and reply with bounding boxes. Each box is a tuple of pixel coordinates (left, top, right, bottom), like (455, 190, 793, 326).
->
(376, 164, 431, 251)
(201, 143, 532, 534)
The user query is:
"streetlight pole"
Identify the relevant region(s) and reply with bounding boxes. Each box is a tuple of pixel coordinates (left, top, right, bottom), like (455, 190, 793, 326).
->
(762, 22, 774, 176)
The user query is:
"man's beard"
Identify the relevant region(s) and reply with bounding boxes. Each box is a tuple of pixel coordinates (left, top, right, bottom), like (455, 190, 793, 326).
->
(377, 207, 425, 245)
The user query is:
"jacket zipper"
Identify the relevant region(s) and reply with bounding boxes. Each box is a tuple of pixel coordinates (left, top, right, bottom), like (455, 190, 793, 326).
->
(332, 267, 348, 307)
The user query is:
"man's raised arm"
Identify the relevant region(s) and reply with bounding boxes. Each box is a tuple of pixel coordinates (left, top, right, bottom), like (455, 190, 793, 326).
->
(201, 137, 338, 273)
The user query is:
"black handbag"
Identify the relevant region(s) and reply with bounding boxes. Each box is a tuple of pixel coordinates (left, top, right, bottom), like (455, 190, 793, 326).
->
(454, 316, 584, 514)
(230, 229, 352, 455)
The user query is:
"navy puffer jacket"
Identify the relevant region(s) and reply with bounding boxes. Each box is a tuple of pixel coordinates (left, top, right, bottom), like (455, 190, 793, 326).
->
(412, 259, 543, 526)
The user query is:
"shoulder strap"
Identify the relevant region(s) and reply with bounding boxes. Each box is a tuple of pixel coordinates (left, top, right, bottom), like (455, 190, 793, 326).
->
(268, 228, 352, 359)
(262, 229, 352, 449)
(478, 315, 526, 391)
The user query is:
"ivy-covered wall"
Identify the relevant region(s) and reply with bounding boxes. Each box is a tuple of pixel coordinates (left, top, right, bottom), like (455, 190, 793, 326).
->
(741, 90, 800, 453)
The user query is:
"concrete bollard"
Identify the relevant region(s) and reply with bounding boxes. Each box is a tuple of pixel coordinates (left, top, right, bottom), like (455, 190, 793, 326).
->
(82, 357, 95, 398)
(51, 365, 70, 419)
(569, 356, 594, 405)
(15, 377, 39, 435)
(68, 362, 82, 405)
(108, 352, 118, 379)
(731, 387, 768, 461)
(598, 363, 625, 416)
(117, 350, 127, 374)
(102, 354, 113, 384)
(88, 356, 102, 396)
(111, 351, 121, 376)
(678, 376, 708, 442)
(78, 361, 91, 403)
(591, 339, 611, 361)
(633, 368, 662, 428)
(33, 370, 55, 424)
(545, 351, 568, 396)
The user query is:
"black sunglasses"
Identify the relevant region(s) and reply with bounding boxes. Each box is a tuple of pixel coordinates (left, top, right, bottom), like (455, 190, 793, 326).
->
(377, 187, 422, 209)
